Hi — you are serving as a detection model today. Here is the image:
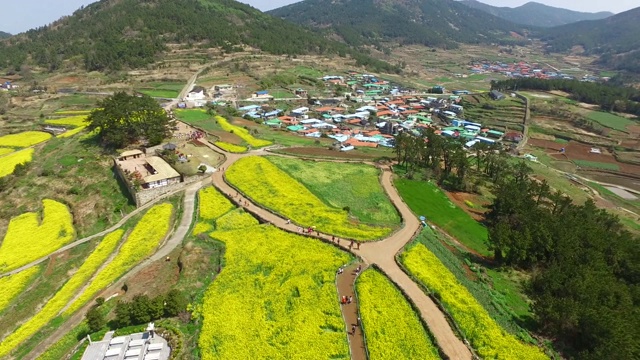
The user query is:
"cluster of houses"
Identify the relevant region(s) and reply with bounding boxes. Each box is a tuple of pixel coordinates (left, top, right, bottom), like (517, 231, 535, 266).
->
(469, 61, 578, 80)
(0, 81, 18, 91)
(241, 90, 520, 151)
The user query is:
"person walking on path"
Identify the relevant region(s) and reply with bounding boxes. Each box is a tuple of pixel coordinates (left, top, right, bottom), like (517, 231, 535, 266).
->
(351, 325, 356, 335)
(357, 317, 361, 326)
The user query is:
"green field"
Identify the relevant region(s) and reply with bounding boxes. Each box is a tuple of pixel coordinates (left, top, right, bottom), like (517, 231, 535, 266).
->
(174, 109, 223, 133)
(268, 157, 401, 226)
(137, 82, 184, 99)
(395, 179, 490, 256)
(587, 111, 636, 132)
(573, 160, 620, 171)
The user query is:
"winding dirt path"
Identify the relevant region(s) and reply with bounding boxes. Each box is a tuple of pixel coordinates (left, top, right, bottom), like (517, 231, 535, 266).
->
(337, 262, 368, 360)
(211, 152, 473, 359)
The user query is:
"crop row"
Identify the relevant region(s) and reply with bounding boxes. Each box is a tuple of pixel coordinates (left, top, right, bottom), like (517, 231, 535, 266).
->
(45, 115, 89, 127)
(57, 126, 88, 138)
(215, 116, 272, 148)
(0, 266, 40, 314)
(215, 141, 247, 153)
(356, 268, 441, 359)
(0, 148, 14, 156)
(401, 244, 547, 360)
(0, 131, 52, 148)
(0, 199, 76, 272)
(199, 224, 351, 359)
(198, 187, 235, 221)
(64, 203, 173, 315)
(226, 156, 391, 240)
(215, 209, 259, 231)
(0, 231, 123, 357)
(0, 148, 34, 179)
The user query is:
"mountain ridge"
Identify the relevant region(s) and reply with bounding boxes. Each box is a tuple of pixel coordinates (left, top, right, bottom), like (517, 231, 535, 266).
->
(268, 0, 529, 49)
(0, 0, 397, 73)
(0, 31, 11, 39)
(543, 6, 640, 73)
(460, 1, 613, 27)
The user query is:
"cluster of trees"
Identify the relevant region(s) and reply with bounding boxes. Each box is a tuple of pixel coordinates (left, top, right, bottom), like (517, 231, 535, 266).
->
(270, 0, 527, 50)
(491, 78, 640, 116)
(0, 0, 398, 74)
(394, 128, 510, 191)
(86, 290, 187, 332)
(88, 92, 175, 148)
(485, 165, 640, 359)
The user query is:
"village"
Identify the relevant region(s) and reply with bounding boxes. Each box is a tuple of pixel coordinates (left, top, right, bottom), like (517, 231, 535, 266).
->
(177, 71, 523, 153)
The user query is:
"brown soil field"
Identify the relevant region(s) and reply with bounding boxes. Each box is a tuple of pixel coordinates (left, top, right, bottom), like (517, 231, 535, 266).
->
(446, 191, 487, 222)
(212, 130, 243, 144)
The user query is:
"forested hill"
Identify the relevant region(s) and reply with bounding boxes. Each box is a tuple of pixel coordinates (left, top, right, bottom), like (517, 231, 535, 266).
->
(268, 0, 528, 49)
(460, 1, 612, 27)
(0, 32, 10, 39)
(543, 6, 640, 73)
(0, 0, 396, 73)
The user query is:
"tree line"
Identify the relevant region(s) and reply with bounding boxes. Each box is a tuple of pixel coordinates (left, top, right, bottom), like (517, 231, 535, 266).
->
(0, 0, 399, 74)
(485, 165, 640, 359)
(394, 128, 510, 192)
(491, 78, 640, 116)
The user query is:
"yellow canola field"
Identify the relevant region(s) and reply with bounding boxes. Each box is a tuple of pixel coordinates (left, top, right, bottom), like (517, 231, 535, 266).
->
(0, 131, 51, 148)
(0, 148, 34, 179)
(356, 269, 441, 360)
(192, 222, 213, 235)
(57, 126, 87, 138)
(45, 115, 89, 127)
(0, 148, 14, 156)
(64, 203, 173, 315)
(226, 156, 391, 240)
(0, 231, 123, 357)
(0, 267, 40, 313)
(199, 224, 351, 359)
(215, 141, 247, 153)
(215, 116, 271, 148)
(198, 187, 235, 221)
(215, 209, 259, 231)
(402, 244, 548, 360)
(0, 199, 75, 272)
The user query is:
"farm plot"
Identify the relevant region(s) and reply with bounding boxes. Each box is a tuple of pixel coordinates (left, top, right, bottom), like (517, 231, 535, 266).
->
(64, 203, 173, 315)
(356, 269, 441, 360)
(199, 224, 352, 359)
(226, 156, 392, 240)
(268, 157, 401, 226)
(198, 187, 235, 221)
(587, 111, 636, 132)
(0, 148, 34, 178)
(215, 209, 259, 231)
(215, 116, 272, 148)
(0, 267, 40, 314)
(462, 95, 525, 131)
(0, 199, 75, 272)
(0, 148, 14, 156)
(46, 115, 89, 138)
(136, 82, 184, 98)
(0, 231, 123, 356)
(401, 244, 547, 360)
(395, 179, 490, 256)
(0, 131, 52, 148)
(215, 141, 247, 153)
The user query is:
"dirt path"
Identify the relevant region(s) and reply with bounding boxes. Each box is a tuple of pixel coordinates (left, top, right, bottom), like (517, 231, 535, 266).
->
(337, 262, 367, 360)
(26, 181, 204, 360)
(211, 156, 473, 359)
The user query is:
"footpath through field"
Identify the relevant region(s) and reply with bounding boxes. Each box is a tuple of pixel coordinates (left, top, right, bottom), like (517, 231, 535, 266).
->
(210, 150, 473, 359)
(337, 262, 367, 360)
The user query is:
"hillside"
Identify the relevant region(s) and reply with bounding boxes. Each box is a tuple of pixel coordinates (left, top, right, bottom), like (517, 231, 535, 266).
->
(461, 1, 612, 27)
(543, 7, 640, 73)
(0, 0, 396, 73)
(0, 31, 10, 39)
(268, 0, 528, 49)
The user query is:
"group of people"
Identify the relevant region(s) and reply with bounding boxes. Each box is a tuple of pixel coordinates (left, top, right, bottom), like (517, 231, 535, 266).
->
(340, 295, 353, 305)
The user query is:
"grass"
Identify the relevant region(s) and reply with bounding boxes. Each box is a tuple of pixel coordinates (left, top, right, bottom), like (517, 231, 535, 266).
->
(395, 179, 490, 256)
(136, 82, 184, 99)
(267, 156, 401, 226)
(573, 160, 620, 171)
(587, 111, 636, 132)
(0, 135, 136, 239)
(58, 95, 99, 107)
(255, 129, 330, 147)
(174, 109, 213, 122)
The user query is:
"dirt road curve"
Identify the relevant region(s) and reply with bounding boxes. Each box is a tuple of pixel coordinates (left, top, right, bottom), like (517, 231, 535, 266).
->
(211, 153, 473, 359)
